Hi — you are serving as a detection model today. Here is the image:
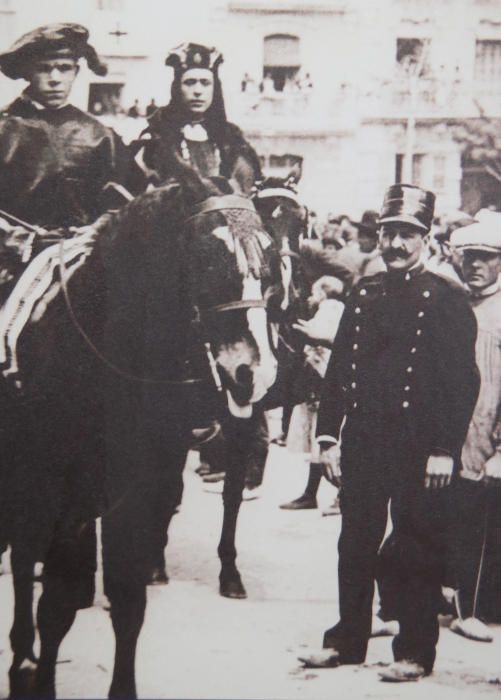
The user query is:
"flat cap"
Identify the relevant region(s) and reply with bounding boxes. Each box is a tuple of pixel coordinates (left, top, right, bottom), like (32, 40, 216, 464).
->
(0, 23, 107, 80)
(451, 212, 501, 253)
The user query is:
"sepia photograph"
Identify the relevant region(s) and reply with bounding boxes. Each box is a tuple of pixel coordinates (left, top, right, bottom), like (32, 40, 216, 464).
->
(0, 0, 501, 698)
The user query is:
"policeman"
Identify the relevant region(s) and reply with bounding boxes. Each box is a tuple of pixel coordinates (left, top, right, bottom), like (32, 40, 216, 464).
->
(301, 184, 480, 681)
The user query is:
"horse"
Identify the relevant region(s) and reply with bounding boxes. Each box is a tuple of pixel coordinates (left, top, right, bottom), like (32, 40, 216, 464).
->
(0, 161, 285, 698)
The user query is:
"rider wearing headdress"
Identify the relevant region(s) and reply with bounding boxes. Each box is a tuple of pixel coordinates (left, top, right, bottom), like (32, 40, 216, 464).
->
(142, 42, 261, 190)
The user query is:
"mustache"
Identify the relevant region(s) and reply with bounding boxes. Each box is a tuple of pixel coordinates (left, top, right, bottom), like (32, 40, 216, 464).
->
(382, 249, 409, 261)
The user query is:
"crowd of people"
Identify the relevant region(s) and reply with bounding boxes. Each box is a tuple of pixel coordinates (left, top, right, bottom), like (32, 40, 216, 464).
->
(0, 20, 500, 691)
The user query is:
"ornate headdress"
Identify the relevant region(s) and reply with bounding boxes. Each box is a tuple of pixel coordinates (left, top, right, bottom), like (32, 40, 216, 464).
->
(165, 42, 223, 75)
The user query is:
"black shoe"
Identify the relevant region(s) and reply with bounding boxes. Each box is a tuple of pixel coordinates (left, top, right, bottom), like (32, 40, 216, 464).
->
(280, 495, 317, 510)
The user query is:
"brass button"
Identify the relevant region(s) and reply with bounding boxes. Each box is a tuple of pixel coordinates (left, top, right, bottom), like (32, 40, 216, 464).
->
(352, 363, 357, 370)
(353, 343, 358, 350)
(402, 400, 410, 408)
(353, 402, 358, 408)
(355, 307, 361, 314)
(407, 366, 413, 373)
(416, 329, 422, 336)
(411, 347, 417, 354)
(418, 311, 424, 318)
(423, 290, 430, 298)
(351, 382, 357, 389)
(355, 325, 360, 333)
(360, 289, 367, 296)
(404, 385, 410, 391)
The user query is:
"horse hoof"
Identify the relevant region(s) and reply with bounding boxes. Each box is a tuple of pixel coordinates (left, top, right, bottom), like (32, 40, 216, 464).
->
(148, 566, 169, 586)
(219, 573, 247, 599)
(9, 658, 38, 698)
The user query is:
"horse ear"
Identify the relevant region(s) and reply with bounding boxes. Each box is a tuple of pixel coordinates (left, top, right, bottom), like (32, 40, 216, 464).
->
(169, 152, 209, 203)
(286, 161, 302, 186)
(229, 155, 256, 196)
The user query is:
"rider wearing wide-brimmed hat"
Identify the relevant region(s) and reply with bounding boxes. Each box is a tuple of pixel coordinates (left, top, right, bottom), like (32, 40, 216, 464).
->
(0, 23, 144, 234)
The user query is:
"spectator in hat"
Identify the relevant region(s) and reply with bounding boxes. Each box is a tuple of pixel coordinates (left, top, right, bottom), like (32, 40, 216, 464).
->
(334, 210, 385, 283)
(141, 42, 261, 191)
(299, 184, 479, 683)
(0, 23, 144, 234)
(446, 215, 501, 641)
(427, 211, 474, 283)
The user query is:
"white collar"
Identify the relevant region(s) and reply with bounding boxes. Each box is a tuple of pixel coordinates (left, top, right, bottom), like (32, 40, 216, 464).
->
(22, 91, 69, 111)
(467, 280, 501, 298)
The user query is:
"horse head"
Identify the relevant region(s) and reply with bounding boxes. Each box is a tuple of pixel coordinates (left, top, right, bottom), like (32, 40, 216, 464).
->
(176, 161, 283, 418)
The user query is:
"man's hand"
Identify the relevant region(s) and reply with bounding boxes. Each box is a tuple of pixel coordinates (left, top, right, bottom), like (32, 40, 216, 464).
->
(425, 454, 454, 489)
(320, 443, 341, 487)
(484, 452, 501, 487)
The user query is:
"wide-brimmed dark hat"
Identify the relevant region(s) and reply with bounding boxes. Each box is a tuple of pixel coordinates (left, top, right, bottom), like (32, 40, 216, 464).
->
(166, 43, 223, 75)
(379, 184, 435, 232)
(354, 209, 379, 237)
(0, 23, 107, 80)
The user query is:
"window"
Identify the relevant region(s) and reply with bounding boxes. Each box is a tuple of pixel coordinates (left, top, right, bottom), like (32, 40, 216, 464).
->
(475, 40, 501, 89)
(88, 83, 124, 116)
(396, 38, 430, 75)
(433, 154, 446, 191)
(395, 153, 425, 186)
(263, 34, 300, 92)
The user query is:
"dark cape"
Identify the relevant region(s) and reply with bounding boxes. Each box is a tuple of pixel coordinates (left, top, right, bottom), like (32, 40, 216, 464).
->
(0, 97, 145, 229)
(141, 105, 262, 188)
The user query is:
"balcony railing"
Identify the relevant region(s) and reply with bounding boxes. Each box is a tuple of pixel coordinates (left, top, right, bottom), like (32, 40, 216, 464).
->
(230, 76, 501, 133)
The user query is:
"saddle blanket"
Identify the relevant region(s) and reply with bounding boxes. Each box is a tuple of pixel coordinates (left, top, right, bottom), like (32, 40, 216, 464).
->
(0, 232, 94, 381)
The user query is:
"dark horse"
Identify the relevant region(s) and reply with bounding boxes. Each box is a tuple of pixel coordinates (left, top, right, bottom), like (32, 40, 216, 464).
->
(0, 162, 284, 698)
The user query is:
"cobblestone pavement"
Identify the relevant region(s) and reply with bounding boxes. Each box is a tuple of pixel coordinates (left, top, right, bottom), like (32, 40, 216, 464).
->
(1, 436, 500, 699)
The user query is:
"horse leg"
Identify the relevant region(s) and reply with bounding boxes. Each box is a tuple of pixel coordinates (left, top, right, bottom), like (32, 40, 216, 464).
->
(148, 445, 188, 585)
(107, 582, 146, 699)
(218, 418, 248, 599)
(8, 544, 38, 697)
(35, 519, 97, 699)
(34, 576, 78, 698)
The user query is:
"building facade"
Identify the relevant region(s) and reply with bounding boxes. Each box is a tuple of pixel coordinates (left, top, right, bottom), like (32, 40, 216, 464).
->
(1, 0, 501, 217)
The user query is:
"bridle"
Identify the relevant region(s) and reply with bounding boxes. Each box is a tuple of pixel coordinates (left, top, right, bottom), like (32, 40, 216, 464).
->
(58, 193, 276, 388)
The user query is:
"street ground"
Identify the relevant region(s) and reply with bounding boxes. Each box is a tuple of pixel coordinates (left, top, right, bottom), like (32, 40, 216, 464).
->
(1, 421, 500, 699)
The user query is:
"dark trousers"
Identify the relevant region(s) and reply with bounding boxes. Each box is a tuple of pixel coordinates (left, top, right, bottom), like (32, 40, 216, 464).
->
(449, 477, 501, 622)
(324, 424, 448, 673)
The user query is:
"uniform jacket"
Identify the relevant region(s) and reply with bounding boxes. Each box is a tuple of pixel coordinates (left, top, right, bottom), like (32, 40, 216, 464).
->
(0, 97, 145, 229)
(317, 266, 480, 460)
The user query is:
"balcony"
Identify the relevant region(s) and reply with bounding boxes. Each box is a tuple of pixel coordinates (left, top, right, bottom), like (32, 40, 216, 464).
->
(228, 86, 356, 134)
(360, 77, 495, 121)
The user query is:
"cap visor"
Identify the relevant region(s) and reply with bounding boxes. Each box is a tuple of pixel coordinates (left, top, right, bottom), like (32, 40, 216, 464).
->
(454, 244, 501, 253)
(378, 214, 429, 231)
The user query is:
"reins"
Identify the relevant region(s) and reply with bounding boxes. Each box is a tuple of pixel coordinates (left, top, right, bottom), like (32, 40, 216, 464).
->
(58, 241, 271, 388)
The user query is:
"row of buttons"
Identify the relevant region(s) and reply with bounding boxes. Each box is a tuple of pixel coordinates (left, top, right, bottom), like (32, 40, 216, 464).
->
(349, 287, 432, 412)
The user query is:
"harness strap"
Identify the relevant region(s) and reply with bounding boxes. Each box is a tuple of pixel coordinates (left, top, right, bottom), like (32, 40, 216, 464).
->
(58, 241, 269, 387)
(58, 241, 204, 386)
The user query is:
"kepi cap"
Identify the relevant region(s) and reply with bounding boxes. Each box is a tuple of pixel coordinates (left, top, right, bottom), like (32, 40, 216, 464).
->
(378, 184, 435, 232)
